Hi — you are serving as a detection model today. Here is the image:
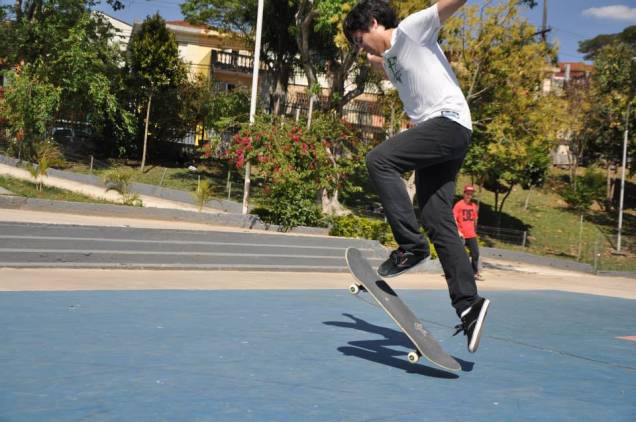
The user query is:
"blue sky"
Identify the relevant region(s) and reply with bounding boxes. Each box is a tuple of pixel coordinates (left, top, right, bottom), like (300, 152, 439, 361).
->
(94, 0, 635, 62)
(3, 0, 633, 62)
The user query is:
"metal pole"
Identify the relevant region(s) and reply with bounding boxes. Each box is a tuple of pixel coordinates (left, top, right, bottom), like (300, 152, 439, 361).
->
(307, 95, 316, 130)
(577, 214, 584, 261)
(616, 103, 630, 253)
(242, 0, 265, 215)
(522, 231, 527, 248)
(542, 0, 548, 43)
(593, 235, 600, 273)
(159, 168, 167, 188)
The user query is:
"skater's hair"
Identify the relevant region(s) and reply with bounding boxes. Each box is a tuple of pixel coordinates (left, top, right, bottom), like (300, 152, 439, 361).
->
(344, 0, 398, 46)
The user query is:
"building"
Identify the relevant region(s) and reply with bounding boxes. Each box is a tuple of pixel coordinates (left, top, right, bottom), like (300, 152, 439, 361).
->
(544, 62, 594, 167)
(544, 61, 593, 94)
(164, 20, 262, 91)
(94, 12, 132, 53)
(160, 20, 386, 135)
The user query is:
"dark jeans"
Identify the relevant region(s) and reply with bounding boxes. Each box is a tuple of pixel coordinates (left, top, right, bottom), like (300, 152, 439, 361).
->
(366, 117, 479, 315)
(464, 236, 480, 275)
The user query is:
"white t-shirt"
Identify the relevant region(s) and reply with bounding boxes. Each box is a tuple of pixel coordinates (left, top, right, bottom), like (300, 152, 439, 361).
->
(382, 4, 472, 131)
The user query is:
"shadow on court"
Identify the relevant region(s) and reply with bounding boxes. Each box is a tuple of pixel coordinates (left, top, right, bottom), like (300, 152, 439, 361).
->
(324, 313, 474, 378)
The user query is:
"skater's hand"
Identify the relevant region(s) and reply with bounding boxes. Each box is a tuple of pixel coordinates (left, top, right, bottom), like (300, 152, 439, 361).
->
(366, 53, 383, 66)
(366, 53, 388, 78)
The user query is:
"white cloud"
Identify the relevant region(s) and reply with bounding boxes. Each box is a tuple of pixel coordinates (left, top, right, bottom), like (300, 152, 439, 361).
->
(582, 5, 636, 21)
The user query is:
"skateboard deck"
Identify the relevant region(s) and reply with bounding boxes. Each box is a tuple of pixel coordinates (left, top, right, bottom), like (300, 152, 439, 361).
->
(345, 247, 461, 372)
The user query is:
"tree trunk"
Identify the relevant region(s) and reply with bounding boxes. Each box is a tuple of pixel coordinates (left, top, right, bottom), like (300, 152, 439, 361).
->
(321, 188, 350, 216)
(333, 51, 368, 114)
(606, 163, 615, 204)
(496, 185, 514, 227)
(14, 0, 22, 21)
(494, 189, 499, 218)
(523, 188, 531, 210)
(271, 59, 291, 115)
(499, 185, 514, 214)
(570, 153, 578, 186)
(140, 92, 153, 173)
(294, 1, 318, 92)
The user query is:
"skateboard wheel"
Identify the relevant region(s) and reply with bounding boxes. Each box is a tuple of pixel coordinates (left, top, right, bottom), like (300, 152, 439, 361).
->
(407, 351, 421, 364)
(349, 284, 361, 295)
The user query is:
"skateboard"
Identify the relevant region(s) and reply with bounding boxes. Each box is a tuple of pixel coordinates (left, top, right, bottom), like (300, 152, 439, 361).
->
(345, 247, 461, 372)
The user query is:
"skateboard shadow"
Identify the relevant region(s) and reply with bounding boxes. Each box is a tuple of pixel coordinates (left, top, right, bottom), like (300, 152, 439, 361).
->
(324, 313, 473, 378)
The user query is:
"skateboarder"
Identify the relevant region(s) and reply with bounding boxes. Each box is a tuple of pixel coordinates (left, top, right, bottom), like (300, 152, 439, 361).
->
(344, 0, 489, 352)
(453, 185, 484, 281)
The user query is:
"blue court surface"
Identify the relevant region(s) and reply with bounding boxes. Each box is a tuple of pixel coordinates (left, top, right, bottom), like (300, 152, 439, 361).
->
(1, 289, 634, 421)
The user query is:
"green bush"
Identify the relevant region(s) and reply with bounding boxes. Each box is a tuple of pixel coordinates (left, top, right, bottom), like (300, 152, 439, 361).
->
(330, 214, 391, 243)
(193, 179, 214, 212)
(560, 167, 606, 212)
(103, 168, 143, 207)
(254, 180, 323, 230)
(330, 215, 439, 259)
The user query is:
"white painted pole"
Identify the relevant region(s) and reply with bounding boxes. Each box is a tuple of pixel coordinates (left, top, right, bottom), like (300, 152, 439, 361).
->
(616, 103, 630, 253)
(242, 0, 265, 215)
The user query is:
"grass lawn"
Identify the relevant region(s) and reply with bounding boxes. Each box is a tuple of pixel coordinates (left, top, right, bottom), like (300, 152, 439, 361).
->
(0, 175, 118, 205)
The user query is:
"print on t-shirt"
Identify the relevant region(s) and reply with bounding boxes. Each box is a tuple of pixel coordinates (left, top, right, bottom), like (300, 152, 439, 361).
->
(385, 56, 402, 83)
(461, 208, 475, 222)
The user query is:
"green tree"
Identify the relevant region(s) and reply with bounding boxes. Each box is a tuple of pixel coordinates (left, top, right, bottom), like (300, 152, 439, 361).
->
(442, 0, 566, 219)
(182, 0, 374, 114)
(192, 81, 251, 160)
(561, 167, 606, 213)
(126, 13, 187, 172)
(0, 1, 134, 155)
(53, 13, 133, 138)
(581, 42, 636, 170)
(181, 0, 299, 115)
(0, 64, 61, 160)
(578, 25, 636, 61)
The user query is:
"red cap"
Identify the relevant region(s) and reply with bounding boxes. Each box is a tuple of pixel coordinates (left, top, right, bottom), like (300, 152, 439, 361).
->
(464, 185, 475, 193)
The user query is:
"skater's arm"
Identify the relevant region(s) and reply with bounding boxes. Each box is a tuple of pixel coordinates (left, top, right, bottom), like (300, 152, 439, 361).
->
(366, 53, 389, 79)
(400, 0, 466, 45)
(436, 0, 468, 24)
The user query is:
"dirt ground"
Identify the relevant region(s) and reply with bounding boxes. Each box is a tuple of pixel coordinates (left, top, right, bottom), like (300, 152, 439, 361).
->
(1, 262, 634, 299)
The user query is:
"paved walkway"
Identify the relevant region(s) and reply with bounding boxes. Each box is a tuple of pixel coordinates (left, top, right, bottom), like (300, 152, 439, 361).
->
(0, 163, 225, 213)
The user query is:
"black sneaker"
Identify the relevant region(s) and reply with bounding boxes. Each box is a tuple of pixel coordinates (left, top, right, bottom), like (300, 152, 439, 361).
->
(377, 248, 428, 278)
(453, 297, 490, 353)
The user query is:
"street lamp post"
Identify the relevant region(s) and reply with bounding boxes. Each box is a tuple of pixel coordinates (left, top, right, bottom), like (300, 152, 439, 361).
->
(616, 101, 631, 253)
(242, 0, 265, 215)
(615, 57, 636, 252)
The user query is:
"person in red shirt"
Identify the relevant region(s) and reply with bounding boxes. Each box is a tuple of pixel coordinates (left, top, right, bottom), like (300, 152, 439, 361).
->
(453, 185, 483, 280)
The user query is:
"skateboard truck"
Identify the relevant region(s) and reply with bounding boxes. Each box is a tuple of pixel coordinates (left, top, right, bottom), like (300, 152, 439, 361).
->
(348, 283, 367, 295)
